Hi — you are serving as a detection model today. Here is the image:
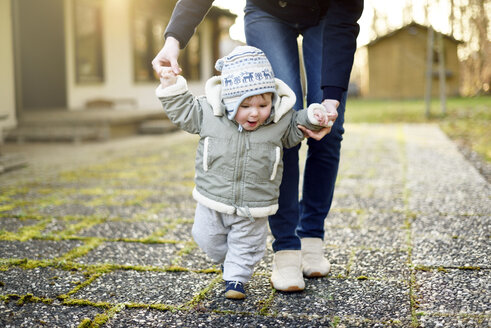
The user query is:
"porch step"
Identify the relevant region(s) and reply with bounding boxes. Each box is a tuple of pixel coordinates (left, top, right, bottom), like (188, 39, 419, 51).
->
(0, 152, 28, 173)
(5, 124, 109, 143)
(4, 109, 169, 143)
(138, 120, 178, 134)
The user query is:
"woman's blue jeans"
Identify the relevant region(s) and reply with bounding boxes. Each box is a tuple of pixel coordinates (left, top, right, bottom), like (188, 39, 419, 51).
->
(244, 2, 346, 252)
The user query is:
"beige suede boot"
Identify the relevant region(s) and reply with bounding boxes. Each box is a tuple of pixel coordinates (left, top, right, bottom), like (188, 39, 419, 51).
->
(270, 250, 305, 291)
(301, 238, 331, 278)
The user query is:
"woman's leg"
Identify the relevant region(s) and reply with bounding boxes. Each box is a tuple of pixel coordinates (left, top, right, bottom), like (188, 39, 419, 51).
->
(244, 3, 304, 253)
(297, 100, 345, 239)
(294, 19, 347, 278)
(297, 20, 347, 240)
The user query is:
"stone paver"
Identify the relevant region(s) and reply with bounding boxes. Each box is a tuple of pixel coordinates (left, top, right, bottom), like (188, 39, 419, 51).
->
(0, 125, 489, 327)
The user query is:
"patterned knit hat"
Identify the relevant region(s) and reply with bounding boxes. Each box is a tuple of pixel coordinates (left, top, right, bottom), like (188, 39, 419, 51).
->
(215, 46, 277, 120)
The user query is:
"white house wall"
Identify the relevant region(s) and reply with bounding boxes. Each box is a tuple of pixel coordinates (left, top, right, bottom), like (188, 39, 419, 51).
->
(0, 0, 17, 130)
(65, 0, 214, 111)
(65, 0, 158, 111)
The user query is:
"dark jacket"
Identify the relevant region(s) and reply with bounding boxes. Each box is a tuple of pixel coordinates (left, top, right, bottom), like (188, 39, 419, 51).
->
(164, 0, 363, 102)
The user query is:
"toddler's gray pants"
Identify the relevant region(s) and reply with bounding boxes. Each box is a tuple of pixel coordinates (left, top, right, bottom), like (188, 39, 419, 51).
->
(192, 203, 268, 283)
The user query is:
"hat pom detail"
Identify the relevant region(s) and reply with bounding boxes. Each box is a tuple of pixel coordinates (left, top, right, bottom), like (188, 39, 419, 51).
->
(215, 58, 224, 72)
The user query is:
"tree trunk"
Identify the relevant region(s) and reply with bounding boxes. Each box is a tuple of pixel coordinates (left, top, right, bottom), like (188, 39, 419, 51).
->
(438, 32, 447, 115)
(425, 26, 434, 118)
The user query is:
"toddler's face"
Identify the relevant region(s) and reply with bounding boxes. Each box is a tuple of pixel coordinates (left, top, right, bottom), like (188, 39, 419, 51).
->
(235, 93, 273, 131)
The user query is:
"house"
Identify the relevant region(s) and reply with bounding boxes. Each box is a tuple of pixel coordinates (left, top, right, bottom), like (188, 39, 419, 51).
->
(352, 22, 462, 99)
(0, 0, 237, 141)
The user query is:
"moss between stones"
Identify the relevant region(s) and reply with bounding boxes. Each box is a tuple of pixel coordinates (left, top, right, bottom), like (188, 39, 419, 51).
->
(457, 266, 481, 270)
(1, 133, 463, 326)
(80, 303, 126, 327)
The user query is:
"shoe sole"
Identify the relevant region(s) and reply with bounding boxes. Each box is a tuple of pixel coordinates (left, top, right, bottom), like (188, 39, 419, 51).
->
(225, 290, 246, 299)
(270, 279, 304, 292)
(304, 271, 328, 278)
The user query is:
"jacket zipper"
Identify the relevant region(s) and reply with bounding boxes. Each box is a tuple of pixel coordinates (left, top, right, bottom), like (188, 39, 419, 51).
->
(233, 131, 243, 207)
(234, 131, 250, 212)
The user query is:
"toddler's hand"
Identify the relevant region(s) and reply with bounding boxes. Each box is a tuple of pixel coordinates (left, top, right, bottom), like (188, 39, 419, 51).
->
(321, 99, 339, 128)
(160, 67, 178, 88)
(299, 100, 338, 140)
(313, 108, 333, 127)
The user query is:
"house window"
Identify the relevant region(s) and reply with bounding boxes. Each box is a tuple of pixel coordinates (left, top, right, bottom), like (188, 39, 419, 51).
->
(432, 49, 446, 65)
(73, 0, 104, 84)
(132, 0, 201, 82)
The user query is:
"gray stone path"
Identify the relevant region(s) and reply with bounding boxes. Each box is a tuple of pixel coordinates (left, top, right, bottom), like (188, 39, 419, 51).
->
(0, 124, 489, 327)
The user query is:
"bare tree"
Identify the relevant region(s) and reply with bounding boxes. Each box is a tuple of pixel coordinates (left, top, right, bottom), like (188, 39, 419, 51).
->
(424, 0, 430, 26)
(472, 0, 490, 94)
(402, 0, 413, 25)
(438, 31, 447, 115)
(370, 5, 379, 41)
(456, 0, 490, 95)
(425, 25, 434, 118)
(449, 0, 455, 36)
(424, 0, 434, 117)
(369, 3, 391, 41)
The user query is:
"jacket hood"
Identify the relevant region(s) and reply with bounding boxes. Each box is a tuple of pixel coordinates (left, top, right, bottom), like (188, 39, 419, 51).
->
(205, 76, 296, 123)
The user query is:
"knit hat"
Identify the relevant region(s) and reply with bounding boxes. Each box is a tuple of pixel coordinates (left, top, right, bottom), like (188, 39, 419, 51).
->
(215, 46, 277, 120)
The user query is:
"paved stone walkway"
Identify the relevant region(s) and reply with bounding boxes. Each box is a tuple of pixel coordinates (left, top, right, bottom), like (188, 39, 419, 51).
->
(0, 124, 489, 327)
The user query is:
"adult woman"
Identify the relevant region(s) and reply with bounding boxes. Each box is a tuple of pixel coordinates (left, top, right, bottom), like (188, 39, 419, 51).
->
(152, 0, 363, 291)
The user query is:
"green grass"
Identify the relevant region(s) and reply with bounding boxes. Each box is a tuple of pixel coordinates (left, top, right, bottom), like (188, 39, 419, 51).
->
(346, 96, 491, 162)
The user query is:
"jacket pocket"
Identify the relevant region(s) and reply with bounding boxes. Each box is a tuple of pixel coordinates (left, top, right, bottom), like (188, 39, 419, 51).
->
(204, 137, 234, 180)
(245, 143, 280, 183)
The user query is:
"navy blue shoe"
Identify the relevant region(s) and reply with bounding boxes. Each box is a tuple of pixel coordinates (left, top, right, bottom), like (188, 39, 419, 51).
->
(225, 280, 246, 299)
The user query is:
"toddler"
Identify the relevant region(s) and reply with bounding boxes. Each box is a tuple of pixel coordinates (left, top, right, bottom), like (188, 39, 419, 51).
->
(156, 46, 332, 299)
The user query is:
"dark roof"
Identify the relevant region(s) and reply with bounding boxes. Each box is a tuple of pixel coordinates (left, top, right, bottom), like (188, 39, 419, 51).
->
(366, 22, 462, 47)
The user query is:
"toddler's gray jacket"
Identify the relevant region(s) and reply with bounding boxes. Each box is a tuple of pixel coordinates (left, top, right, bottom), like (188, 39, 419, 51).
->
(156, 75, 323, 218)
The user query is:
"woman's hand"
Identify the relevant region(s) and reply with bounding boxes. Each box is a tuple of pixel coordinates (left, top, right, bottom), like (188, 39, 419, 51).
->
(152, 36, 182, 76)
(298, 99, 339, 140)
